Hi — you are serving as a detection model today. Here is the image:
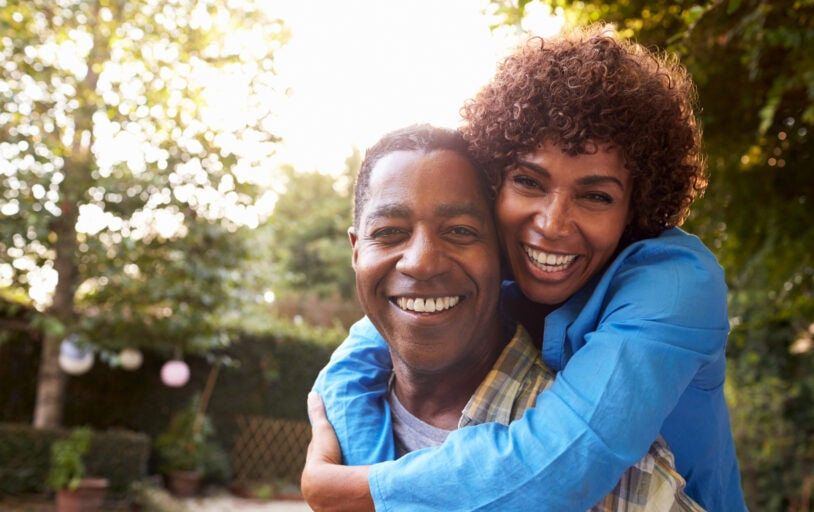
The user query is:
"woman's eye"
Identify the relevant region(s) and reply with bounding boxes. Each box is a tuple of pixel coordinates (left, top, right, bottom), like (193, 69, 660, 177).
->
(511, 175, 540, 189)
(583, 192, 613, 204)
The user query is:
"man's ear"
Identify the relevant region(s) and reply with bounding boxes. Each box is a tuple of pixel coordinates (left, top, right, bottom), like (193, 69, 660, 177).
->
(348, 226, 359, 271)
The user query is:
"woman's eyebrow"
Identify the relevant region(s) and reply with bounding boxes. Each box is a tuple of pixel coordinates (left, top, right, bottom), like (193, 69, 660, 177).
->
(516, 159, 625, 190)
(516, 159, 549, 177)
(576, 175, 625, 190)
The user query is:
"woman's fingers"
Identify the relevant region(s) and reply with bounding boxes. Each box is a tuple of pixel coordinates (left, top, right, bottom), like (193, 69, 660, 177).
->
(302, 392, 376, 511)
(307, 391, 328, 425)
(306, 392, 342, 464)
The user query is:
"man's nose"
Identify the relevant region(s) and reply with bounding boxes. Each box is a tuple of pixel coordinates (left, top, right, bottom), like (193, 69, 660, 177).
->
(396, 230, 451, 280)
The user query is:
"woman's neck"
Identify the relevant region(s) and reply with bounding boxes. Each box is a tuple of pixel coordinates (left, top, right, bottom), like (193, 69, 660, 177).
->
(505, 293, 557, 349)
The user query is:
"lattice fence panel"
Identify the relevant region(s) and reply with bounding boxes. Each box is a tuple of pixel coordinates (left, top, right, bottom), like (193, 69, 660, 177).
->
(231, 416, 311, 483)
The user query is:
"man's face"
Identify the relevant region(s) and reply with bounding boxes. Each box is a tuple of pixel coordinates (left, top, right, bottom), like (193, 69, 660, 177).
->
(349, 149, 502, 375)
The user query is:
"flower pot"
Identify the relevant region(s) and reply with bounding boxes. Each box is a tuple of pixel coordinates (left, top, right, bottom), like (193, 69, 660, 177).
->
(166, 470, 203, 497)
(55, 478, 108, 512)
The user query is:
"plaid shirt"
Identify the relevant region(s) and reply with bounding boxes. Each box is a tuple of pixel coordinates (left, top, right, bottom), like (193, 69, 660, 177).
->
(459, 324, 706, 512)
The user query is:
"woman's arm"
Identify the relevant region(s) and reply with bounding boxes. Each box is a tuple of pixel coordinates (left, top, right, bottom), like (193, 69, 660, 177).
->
(301, 393, 374, 512)
(310, 233, 735, 511)
(360, 233, 732, 511)
(311, 316, 395, 465)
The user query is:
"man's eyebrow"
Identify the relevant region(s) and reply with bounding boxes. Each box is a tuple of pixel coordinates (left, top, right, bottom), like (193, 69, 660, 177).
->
(435, 202, 488, 221)
(515, 158, 625, 190)
(366, 202, 487, 222)
(366, 203, 411, 222)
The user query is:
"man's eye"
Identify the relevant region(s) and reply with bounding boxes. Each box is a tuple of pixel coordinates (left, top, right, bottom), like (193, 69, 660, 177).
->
(449, 226, 477, 237)
(371, 227, 406, 239)
(445, 226, 482, 244)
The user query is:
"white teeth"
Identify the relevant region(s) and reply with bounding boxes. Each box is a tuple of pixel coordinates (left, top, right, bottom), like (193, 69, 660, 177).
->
(524, 246, 577, 272)
(396, 296, 460, 313)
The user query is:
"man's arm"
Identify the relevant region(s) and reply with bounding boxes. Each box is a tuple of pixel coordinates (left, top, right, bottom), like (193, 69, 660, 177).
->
(301, 393, 374, 512)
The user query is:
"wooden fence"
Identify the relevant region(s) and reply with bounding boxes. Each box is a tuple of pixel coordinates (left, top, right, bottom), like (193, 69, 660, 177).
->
(230, 416, 311, 484)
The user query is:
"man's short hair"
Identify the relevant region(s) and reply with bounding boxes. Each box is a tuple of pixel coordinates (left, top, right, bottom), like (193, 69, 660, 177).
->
(353, 124, 490, 228)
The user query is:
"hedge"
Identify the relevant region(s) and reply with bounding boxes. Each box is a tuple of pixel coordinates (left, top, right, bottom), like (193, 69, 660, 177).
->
(0, 423, 150, 497)
(0, 317, 345, 477)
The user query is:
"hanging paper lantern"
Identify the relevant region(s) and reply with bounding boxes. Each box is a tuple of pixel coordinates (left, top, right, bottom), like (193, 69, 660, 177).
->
(59, 336, 94, 376)
(161, 360, 190, 387)
(119, 348, 143, 370)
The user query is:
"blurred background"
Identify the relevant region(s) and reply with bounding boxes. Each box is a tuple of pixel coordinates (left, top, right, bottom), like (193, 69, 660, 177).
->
(0, 0, 811, 510)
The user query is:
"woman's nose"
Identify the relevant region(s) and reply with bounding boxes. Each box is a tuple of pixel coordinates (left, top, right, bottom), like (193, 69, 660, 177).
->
(533, 194, 574, 239)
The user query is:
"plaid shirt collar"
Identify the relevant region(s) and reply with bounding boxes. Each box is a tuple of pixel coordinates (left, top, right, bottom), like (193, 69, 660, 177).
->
(459, 323, 546, 428)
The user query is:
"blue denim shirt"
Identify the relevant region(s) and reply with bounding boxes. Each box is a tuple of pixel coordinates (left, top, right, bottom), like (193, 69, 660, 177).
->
(313, 228, 747, 511)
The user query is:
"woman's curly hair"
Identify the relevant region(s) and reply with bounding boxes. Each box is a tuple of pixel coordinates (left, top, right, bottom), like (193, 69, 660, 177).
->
(460, 24, 707, 242)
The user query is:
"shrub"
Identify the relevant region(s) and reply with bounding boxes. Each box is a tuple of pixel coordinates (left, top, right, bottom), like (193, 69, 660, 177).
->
(47, 427, 92, 491)
(0, 423, 150, 497)
(154, 396, 231, 483)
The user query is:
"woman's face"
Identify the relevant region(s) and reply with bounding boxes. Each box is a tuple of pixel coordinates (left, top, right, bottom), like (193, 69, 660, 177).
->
(496, 141, 633, 306)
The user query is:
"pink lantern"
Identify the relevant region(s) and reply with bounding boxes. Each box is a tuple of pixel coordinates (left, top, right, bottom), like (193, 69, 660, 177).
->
(160, 360, 190, 387)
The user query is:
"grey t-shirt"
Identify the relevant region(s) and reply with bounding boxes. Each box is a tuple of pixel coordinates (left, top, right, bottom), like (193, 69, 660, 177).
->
(387, 389, 452, 457)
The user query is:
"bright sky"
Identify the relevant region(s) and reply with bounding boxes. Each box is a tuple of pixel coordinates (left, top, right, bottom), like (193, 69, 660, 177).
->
(266, 1, 562, 174)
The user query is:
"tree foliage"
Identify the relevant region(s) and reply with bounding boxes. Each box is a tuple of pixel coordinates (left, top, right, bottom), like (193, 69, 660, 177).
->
(487, 1, 814, 509)
(255, 150, 361, 328)
(267, 158, 356, 301)
(0, 0, 289, 427)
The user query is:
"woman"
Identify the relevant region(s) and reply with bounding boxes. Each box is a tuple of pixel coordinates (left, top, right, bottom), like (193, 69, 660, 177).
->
(303, 25, 747, 511)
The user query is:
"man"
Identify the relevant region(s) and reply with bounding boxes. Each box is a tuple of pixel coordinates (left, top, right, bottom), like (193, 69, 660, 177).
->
(303, 124, 703, 511)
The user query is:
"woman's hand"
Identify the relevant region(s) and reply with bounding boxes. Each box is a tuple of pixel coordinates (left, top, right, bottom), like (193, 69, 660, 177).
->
(305, 392, 343, 466)
(301, 392, 375, 512)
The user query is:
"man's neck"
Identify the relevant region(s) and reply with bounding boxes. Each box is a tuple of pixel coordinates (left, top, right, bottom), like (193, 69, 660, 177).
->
(390, 318, 511, 430)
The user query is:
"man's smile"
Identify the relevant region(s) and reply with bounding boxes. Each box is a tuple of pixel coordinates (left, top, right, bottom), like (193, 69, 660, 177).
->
(392, 296, 462, 313)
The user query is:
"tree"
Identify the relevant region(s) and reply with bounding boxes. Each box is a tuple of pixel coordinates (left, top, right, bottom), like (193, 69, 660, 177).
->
(487, 1, 813, 508)
(0, 0, 289, 428)
(260, 151, 360, 327)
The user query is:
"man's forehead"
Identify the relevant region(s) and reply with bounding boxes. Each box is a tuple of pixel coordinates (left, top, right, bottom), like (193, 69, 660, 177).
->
(363, 200, 489, 223)
(359, 148, 491, 224)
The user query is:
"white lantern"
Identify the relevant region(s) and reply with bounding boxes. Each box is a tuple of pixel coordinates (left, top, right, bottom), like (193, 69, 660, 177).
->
(160, 360, 190, 387)
(59, 336, 94, 376)
(119, 348, 143, 370)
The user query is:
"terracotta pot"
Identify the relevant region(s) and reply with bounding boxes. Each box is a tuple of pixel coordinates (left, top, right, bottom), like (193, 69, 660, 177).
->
(166, 470, 203, 497)
(55, 478, 108, 512)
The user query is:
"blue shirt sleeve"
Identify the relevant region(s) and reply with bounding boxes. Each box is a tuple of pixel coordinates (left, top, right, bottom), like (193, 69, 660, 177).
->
(318, 231, 735, 511)
(367, 238, 730, 511)
(311, 316, 396, 464)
